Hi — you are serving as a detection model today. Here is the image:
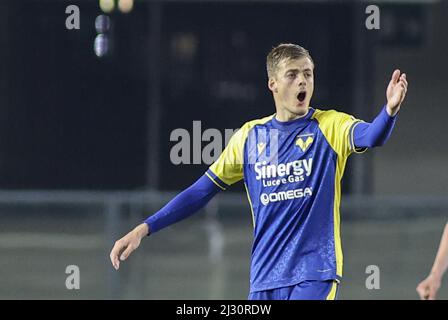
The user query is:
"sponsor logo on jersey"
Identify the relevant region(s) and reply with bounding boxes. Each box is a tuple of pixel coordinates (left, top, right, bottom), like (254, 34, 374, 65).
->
(260, 187, 313, 205)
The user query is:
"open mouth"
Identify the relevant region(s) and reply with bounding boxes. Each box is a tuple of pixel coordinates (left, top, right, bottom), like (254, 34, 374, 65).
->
(297, 91, 307, 103)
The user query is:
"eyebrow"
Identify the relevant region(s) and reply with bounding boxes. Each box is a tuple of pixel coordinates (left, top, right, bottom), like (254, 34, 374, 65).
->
(284, 68, 313, 74)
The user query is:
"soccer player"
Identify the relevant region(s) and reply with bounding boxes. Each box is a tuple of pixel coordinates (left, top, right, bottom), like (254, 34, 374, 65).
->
(110, 43, 408, 300)
(416, 222, 448, 300)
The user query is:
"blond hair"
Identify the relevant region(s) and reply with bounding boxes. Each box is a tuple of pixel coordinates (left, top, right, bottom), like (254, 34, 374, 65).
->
(266, 43, 314, 78)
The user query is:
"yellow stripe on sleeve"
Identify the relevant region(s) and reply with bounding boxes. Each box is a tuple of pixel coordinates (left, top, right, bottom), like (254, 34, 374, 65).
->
(205, 172, 226, 191)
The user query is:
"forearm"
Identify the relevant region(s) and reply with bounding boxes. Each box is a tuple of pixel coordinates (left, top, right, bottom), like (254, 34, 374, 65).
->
(144, 174, 221, 234)
(354, 105, 397, 149)
(430, 223, 448, 279)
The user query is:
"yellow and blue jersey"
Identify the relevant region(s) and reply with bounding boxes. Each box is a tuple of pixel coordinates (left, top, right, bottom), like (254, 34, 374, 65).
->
(206, 107, 366, 292)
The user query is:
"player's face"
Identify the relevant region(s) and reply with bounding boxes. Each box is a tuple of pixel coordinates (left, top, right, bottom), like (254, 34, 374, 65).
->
(269, 57, 314, 117)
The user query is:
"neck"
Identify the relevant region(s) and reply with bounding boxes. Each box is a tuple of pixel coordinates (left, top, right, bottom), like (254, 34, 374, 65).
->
(275, 107, 310, 122)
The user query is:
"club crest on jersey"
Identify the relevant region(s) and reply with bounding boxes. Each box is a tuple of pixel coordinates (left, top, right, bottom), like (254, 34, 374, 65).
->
(296, 134, 314, 152)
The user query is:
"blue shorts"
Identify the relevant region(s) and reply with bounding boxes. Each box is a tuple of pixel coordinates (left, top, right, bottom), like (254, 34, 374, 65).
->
(248, 280, 339, 300)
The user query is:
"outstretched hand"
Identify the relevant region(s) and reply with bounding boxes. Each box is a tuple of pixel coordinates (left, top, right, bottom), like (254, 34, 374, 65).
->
(109, 223, 149, 270)
(386, 69, 408, 117)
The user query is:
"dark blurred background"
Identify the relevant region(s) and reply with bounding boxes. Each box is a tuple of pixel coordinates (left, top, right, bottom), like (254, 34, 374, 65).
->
(0, 0, 447, 300)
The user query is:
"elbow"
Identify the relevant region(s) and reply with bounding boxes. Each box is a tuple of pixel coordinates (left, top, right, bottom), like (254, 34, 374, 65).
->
(367, 136, 389, 148)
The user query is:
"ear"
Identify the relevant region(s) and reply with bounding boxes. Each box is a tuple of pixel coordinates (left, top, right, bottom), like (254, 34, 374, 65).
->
(268, 77, 277, 93)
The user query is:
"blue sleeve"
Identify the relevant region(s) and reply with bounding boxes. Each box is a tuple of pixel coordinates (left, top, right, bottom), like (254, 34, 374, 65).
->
(354, 105, 398, 149)
(144, 174, 222, 234)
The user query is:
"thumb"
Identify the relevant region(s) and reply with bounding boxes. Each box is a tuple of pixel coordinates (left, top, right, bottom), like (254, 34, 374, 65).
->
(416, 282, 429, 300)
(120, 244, 135, 261)
(416, 286, 425, 299)
(390, 69, 400, 84)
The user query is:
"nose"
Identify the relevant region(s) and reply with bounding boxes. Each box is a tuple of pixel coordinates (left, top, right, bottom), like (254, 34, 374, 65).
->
(297, 73, 306, 87)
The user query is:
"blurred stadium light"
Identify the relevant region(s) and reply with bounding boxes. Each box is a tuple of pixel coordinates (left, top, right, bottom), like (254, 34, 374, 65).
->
(118, 0, 134, 13)
(94, 15, 112, 57)
(100, 0, 115, 13)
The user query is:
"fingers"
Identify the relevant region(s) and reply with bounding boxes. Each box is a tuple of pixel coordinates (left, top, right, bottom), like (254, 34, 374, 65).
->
(416, 282, 438, 300)
(391, 69, 401, 84)
(429, 286, 438, 300)
(110, 240, 126, 270)
(110, 233, 140, 270)
(120, 244, 135, 262)
(110, 242, 120, 270)
(416, 287, 423, 299)
(416, 282, 429, 300)
(389, 69, 408, 100)
(395, 72, 408, 101)
(399, 73, 408, 86)
(400, 73, 407, 85)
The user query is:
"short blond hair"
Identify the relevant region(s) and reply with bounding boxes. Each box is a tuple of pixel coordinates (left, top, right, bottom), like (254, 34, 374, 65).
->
(266, 43, 314, 79)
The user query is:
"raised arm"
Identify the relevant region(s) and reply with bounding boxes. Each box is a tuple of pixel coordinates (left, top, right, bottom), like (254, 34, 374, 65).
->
(354, 69, 408, 149)
(109, 174, 222, 270)
(353, 105, 397, 149)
